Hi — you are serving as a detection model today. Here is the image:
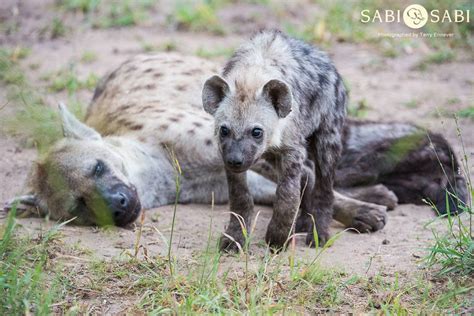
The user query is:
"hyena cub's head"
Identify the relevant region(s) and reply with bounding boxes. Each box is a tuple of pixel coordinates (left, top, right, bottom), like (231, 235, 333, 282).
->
(202, 75, 292, 172)
(11, 104, 141, 227)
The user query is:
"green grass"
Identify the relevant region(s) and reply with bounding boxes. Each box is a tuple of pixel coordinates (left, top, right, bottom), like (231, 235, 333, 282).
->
(57, 0, 156, 28)
(195, 46, 234, 59)
(0, 49, 85, 153)
(59, 0, 100, 14)
(424, 117, 473, 281)
(414, 49, 456, 70)
(0, 208, 66, 314)
(0, 47, 29, 86)
(348, 99, 369, 118)
(45, 66, 99, 94)
(141, 40, 178, 53)
(457, 106, 474, 119)
(172, 0, 225, 35)
(404, 99, 420, 109)
(80, 51, 98, 63)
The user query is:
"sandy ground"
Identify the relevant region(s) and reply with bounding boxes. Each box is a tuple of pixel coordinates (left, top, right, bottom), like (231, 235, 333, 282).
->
(0, 0, 473, 295)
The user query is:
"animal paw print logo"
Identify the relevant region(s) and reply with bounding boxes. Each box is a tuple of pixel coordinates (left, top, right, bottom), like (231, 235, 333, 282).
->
(403, 4, 428, 29)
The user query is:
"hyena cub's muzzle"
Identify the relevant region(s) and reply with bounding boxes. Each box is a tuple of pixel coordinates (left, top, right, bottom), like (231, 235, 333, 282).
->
(220, 135, 261, 173)
(94, 183, 141, 227)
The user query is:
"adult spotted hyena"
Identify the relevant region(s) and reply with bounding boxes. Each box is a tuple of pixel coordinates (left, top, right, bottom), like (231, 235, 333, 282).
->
(203, 30, 347, 250)
(4, 53, 467, 248)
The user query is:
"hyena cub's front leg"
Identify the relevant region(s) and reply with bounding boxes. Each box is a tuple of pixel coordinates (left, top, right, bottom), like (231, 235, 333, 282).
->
(265, 148, 305, 250)
(220, 171, 254, 251)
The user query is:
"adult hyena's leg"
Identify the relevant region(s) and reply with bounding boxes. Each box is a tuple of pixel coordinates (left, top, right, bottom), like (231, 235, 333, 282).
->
(338, 184, 398, 210)
(333, 191, 387, 233)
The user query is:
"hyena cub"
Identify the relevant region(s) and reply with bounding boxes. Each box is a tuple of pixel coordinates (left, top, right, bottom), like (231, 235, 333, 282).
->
(203, 30, 347, 250)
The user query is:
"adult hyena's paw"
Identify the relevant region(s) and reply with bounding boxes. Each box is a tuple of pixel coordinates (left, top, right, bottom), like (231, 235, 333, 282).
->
(265, 223, 290, 252)
(370, 185, 398, 210)
(219, 230, 245, 253)
(350, 204, 387, 233)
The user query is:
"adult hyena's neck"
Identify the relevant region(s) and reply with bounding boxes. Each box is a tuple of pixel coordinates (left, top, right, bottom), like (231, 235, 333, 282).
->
(104, 136, 177, 208)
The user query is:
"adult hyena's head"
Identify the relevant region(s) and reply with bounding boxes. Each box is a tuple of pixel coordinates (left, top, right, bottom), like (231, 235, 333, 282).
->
(15, 104, 141, 227)
(202, 75, 292, 173)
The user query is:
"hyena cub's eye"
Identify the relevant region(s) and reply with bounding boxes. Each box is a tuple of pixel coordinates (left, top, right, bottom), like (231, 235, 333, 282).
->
(93, 160, 105, 177)
(251, 127, 263, 139)
(220, 126, 230, 137)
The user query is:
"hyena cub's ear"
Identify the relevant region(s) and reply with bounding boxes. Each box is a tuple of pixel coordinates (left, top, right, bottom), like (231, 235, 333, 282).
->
(58, 102, 101, 141)
(261, 79, 292, 118)
(202, 75, 230, 115)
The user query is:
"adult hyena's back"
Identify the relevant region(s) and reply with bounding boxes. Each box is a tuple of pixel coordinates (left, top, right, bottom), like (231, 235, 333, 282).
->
(85, 53, 218, 137)
(85, 53, 222, 168)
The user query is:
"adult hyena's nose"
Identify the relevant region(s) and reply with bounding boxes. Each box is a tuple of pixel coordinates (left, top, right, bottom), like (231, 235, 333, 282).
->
(103, 184, 141, 226)
(113, 191, 129, 210)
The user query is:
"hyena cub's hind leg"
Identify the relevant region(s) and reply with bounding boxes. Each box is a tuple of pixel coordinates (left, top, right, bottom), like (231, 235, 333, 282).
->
(303, 126, 344, 247)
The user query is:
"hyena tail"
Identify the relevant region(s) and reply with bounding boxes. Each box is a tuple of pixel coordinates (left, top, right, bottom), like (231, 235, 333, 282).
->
(381, 131, 469, 215)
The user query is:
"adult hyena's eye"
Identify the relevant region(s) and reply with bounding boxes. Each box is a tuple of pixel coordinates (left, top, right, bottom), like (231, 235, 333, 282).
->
(94, 160, 105, 177)
(251, 127, 263, 139)
(220, 126, 230, 137)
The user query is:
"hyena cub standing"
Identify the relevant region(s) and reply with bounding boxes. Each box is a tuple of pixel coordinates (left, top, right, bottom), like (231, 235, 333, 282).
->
(203, 30, 347, 250)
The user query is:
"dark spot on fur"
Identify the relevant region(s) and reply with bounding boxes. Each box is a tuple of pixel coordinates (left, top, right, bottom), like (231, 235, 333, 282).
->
(130, 124, 143, 130)
(139, 105, 153, 111)
(127, 66, 138, 73)
(142, 57, 160, 63)
(175, 84, 187, 91)
(169, 117, 180, 122)
(187, 129, 195, 135)
(159, 124, 168, 131)
(153, 72, 163, 78)
(193, 122, 203, 127)
(205, 139, 213, 146)
(144, 68, 153, 73)
(119, 104, 132, 111)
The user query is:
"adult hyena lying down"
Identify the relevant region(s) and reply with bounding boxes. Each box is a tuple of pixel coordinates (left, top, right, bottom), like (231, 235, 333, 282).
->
(4, 54, 467, 235)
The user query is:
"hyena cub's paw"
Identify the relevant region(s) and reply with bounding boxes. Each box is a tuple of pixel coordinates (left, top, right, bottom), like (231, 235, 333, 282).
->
(295, 212, 311, 233)
(305, 228, 330, 248)
(265, 222, 290, 252)
(350, 204, 387, 233)
(219, 230, 246, 253)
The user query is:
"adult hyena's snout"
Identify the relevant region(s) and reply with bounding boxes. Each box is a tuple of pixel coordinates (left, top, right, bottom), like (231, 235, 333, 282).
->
(99, 183, 141, 226)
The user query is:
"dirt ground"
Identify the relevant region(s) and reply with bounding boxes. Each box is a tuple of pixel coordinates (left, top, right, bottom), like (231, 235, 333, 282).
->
(0, 0, 473, 311)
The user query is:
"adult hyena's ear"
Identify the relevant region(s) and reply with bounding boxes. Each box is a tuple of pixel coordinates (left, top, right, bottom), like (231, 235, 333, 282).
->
(202, 75, 230, 115)
(58, 102, 101, 141)
(261, 79, 292, 118)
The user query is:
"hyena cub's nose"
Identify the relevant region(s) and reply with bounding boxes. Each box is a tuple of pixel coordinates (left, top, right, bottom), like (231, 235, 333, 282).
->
(226, 157, 243, 168)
